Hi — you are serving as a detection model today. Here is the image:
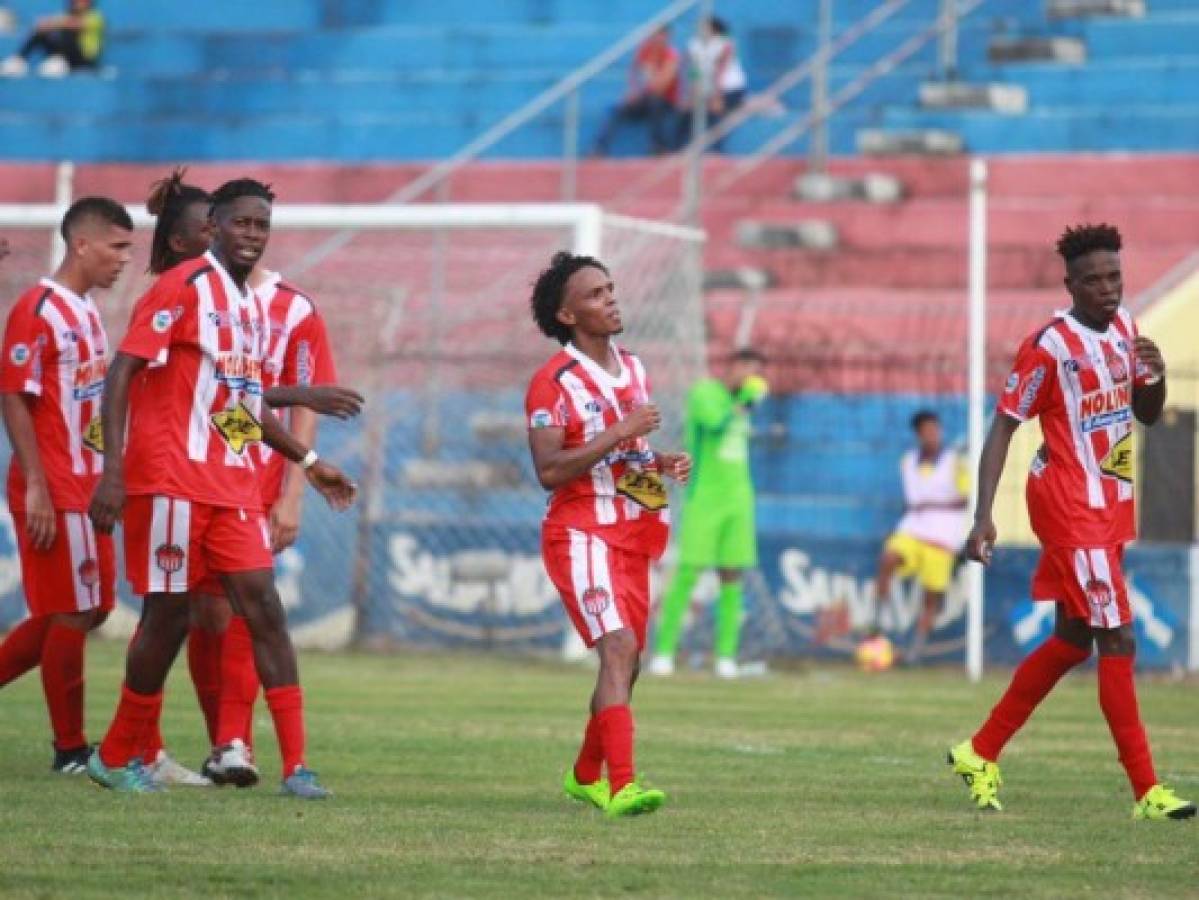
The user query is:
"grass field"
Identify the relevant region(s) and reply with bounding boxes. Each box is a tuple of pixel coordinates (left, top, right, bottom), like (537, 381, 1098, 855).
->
(1, 640, 1197, 898)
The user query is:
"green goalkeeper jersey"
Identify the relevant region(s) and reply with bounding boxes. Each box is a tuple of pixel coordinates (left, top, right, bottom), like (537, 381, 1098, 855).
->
(685, 378, 756, 504)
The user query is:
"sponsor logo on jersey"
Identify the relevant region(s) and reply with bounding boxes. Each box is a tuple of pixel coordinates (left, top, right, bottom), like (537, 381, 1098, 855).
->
(9, 343, 29, 365)
(77, 557, 99, 587)
(211, 402, 263, 454)
(1099, 432, 1133, 483)
(1004, 372, 1019, 393)
(584, 399, 604, 414)
(154, 542, 185, 574)
(61, 329, 79, 343)
(82, 416, 103, 454)
(1078, 384, 1131, 432)
(581, 585, 610, 616)
(296, 340, 312, 386)
(72, 357, 107, 401)
(151, 309, 172, 333)
(529, 408, 554, 429)
(215, 353, 263, 395)
(1016, 366, 1045, 417)
(615, 469, 668, 511)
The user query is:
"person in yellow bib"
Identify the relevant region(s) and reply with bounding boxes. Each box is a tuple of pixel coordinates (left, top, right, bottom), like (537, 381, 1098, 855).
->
(875, 410, 969, 662)
(1, 0, 104, 78)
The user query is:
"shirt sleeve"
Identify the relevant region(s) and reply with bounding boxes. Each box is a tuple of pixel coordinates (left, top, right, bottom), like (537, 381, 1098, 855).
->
(525, 373, 569, 430)
(281, 307, 338, 387)
(0, 300, 49, 396)
(996, 338, 1056, 423)
(120, 276, 184, 366)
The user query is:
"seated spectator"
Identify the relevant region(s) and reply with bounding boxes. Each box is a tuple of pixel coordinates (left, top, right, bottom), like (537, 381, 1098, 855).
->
(592, 25, 681, 157)
(1, 0, 104, 78)
(677, 16, 748, 152)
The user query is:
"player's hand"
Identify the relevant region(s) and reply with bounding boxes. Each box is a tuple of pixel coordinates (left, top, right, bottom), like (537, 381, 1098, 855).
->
(269, 491, 303, 552)
(88, 472, 125, 536)
(618, 403, 661, 441)
(294, 385, 365, 420)
(965, 518, 997, 566)
(24, 479, 56, 551)
(659, 451, 692, 485)
(305, 460, 358, 511)
(1133, 335, 1165, 382)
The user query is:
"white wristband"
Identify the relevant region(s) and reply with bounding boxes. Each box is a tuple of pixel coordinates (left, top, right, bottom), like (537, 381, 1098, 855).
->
(300, 449, 319, 470)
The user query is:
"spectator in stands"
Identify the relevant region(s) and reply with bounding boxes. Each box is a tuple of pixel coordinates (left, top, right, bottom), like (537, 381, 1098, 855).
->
(592, 25, 681, 157)
(1, 0, 104, 78)
(676, 16, 747, 152)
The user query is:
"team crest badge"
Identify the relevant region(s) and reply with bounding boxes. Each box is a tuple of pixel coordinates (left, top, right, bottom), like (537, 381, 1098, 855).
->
(155, 543, 185, 574)
(581, 586, 610, 616)
(77, 558, 99, 587)
(1085, 578, 1113, 617)
(1104, 351, 1129, 384)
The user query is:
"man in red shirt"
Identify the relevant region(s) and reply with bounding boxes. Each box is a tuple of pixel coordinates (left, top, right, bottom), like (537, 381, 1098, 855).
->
(86, 179, 357, 797)
(948, 223, 1195, 821)
(0, 197, 132, 774)
(593, 25, 681, 156)
(526, 251, 690, 818)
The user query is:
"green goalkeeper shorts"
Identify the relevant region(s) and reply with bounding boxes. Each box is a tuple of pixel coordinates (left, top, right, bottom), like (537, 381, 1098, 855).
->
(677, 497, 757, 569)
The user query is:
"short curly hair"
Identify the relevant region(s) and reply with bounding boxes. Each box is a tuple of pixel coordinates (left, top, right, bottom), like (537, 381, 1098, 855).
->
(1056, 222, 1122, 264)
(529, 251, 609, 345)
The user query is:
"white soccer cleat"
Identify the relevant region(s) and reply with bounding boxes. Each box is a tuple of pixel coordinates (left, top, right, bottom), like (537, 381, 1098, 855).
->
(714, 658, 739, 680)
(147, 749, 213, 787)
(648, 655, 675, 676)
(203, 738, 260, 788)
(0, 55, 29, 77)
(36, 54, 69, 78)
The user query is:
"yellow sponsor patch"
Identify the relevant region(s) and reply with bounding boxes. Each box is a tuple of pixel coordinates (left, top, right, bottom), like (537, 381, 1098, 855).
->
(1100, 432, 1133, 483)
(82, 416, 103, 454)
(616, 469, 668, 511)
(211, 402, 263, 455)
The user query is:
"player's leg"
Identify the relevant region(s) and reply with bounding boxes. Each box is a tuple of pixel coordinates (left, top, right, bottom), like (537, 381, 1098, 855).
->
(40, 608, 102, 772)
(0, 616, 51, 688)
(651, 503, 719, 674)
(907, 543, 952, 663)
(874, 534, 913, 633)
(713, 498, 756, 677)
(187, 586, 231, 745)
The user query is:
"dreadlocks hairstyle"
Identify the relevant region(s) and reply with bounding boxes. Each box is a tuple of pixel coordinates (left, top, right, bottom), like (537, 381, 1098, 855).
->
(209, 177, 276, 215)
(146, 167, 210, 275)
(529, 251, 608, 345)
(60, 196, 133, 244)
(1056, 222, 1122, 264)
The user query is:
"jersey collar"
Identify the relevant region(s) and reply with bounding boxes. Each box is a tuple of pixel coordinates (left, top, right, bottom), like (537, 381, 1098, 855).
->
(565, 341, 630, 389)
(39, 276, 94, 312)
(205, 250, 257, 308)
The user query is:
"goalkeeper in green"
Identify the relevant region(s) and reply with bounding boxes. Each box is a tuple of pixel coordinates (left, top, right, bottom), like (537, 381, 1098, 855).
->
(649, 348, 767, 678)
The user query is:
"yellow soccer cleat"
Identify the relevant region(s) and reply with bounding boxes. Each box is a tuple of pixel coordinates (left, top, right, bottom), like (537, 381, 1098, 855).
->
(563, 769, 610, 811)
(947, 740, 1003, 812)
(605, 781, 666, 819)
(1133, 784, 1197, 821)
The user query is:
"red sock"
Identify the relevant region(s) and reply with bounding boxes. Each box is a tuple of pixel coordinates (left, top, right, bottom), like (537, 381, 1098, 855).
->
(595, 704, 635, 793)
(573, 715, 604, 784)
(217, 615, 260, 748)
(1098, 655, 1158, 799)
(0, 616, 51, 687)
(99, 683, 162, 768)
(140, 694, 166, 765)
(265, 685, 306, 776)
(972, 636, 1090, 761)
(187, 625, 223, 745)
(40, 623, 87, 750)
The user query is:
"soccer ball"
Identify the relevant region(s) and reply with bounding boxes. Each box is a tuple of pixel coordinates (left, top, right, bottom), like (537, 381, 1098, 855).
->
(854, 635, 895, 672)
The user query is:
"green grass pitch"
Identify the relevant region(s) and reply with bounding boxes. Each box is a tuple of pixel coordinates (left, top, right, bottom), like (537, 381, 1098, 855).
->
(0, 640, 1196, 898)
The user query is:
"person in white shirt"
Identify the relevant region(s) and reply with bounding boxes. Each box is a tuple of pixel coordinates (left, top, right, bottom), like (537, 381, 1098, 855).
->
(875, 410, 969, 661)
(677, 16, 748, 152)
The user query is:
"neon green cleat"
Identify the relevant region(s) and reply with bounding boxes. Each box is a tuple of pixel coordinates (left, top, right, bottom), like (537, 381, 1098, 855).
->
(563, 769, 610, 811)
(947, 740, 1002, 812)
(1133, 784, 1197, 821)
(605, 781, 666, 819)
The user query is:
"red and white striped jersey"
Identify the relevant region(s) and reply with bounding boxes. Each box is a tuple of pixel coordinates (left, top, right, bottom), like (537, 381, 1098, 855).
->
(120, 252, 269, 509)
(0, 278, 108, 512)
(525, 343, 670, 558)
(998, 307, 1151, 547)
(250, 271, 337, 510)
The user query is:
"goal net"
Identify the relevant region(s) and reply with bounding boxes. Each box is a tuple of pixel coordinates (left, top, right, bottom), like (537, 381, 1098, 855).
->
(0, 203, 707, 652)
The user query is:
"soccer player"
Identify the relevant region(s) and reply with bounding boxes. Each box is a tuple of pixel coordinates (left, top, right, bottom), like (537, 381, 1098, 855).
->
(948, 223, 1196, 821)
(526, 251, 691, 818)
(0, 197, 132, 773)
(873, 410, 968, 662)
(86, 178, 357, 798)
(648, 348, 767, 678)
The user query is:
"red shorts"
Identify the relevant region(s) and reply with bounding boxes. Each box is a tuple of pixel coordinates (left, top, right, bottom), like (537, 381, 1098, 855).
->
(124, 495, 272, 596)
(542, 527, 651, 650)
(13, 510, 114, 616)
(1031, 545, 1131, 629)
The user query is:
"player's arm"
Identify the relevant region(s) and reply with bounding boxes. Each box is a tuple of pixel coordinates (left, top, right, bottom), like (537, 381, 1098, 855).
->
(529, 404, 660, 491)
(263, 384, 363, 419)
(1131, 334, 1166, 426)
(964, 414, 1021, 565)
(0, 394, 55, 550)
(258, 406, 356, 511)
(89, 352, 147, 534)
